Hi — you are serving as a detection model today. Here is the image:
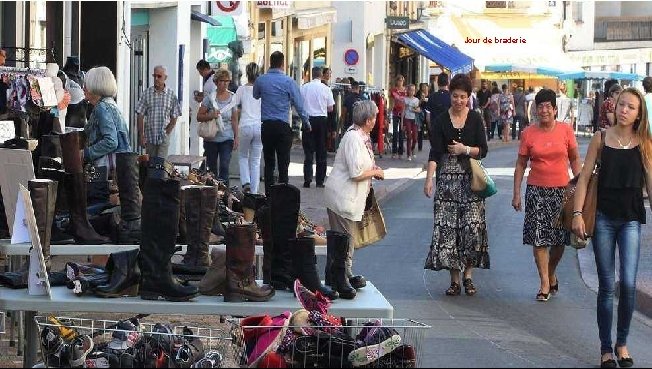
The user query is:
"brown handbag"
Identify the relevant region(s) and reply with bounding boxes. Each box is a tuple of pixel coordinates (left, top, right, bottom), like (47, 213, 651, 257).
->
(558, 131, 605, 237)
(352, 188, 387, 249)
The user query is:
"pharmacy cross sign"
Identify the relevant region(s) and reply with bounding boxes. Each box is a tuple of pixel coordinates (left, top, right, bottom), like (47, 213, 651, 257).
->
(216, 1, 241, 13)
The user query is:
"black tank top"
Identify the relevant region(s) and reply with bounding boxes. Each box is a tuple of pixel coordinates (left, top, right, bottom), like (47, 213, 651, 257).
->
(597, 146, 646, 223)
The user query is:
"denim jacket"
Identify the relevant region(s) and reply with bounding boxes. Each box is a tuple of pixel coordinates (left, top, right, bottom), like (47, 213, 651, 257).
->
(83, 97, 132, 165)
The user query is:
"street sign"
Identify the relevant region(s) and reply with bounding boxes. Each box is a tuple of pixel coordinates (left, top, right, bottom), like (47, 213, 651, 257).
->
(345, 66, 357, 74)
(214, 1, 243, 15)
(386, 16, 410, 29)
(256, 0, 291, 8)
(344, 49, 359, 66)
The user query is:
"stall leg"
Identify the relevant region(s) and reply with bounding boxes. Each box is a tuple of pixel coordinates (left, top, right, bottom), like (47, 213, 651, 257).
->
(17, 311, 23, 356)
(23, 311, 38, 368)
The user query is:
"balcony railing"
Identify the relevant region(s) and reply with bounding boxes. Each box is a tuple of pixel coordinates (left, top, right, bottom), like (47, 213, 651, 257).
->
(595, 16, 652, 42)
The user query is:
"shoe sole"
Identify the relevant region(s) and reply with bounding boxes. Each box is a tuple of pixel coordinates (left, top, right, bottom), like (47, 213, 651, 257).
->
(223, 290, 275, 302)
(348, 334, 402, 366)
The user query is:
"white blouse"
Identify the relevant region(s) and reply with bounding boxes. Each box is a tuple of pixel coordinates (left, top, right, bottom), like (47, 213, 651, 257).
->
(324, 128, 374, 221)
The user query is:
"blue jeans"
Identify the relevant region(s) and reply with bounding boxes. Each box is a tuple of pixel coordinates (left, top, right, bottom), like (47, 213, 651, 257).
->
(204, 140, 234, 185)
(592, 211, 641, 354)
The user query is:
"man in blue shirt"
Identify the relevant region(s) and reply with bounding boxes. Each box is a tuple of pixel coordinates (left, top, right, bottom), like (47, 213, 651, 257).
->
(253, 51, 310, 194)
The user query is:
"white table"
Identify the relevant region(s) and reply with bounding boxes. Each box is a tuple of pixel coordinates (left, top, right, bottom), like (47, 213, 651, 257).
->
(0, 282, 393, 367)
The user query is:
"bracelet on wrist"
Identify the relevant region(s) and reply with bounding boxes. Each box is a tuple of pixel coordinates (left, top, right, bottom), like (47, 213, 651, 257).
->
(465, 146, 471, 156)
(572, 210, 583, 217)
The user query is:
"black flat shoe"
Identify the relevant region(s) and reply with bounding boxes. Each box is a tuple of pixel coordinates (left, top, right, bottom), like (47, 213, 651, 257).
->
(601, 359, 617, 368)
(550, 278, 559, 295)
(617, 356, 634, 368)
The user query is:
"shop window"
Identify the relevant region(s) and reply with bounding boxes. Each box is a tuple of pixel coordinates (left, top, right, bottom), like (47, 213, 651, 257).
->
(573, 1, 583, 23)
(258, 23, 265, 40)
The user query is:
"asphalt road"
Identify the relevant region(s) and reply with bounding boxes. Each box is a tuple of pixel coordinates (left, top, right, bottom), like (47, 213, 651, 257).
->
(352, 139, 652, 368)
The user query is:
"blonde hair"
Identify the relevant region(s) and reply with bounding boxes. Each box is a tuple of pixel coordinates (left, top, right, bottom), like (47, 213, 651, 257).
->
(617, 87, 652, 169)
(213, 68, 231, 82)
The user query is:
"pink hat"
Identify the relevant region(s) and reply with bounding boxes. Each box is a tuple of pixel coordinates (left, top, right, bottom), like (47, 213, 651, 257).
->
(247, 311, 292, 367)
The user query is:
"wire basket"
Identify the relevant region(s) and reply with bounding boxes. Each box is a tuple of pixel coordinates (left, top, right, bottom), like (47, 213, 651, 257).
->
(229, 316, 430, 368)
(34, 315, 233, 368)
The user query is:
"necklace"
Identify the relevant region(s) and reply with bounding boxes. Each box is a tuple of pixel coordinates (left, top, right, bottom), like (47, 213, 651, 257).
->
(616, 135, 633, 149)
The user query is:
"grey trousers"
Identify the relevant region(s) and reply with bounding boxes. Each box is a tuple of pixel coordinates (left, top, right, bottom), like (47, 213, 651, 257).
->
(146, 140, 170, 159)
(327, 208, 358, 277)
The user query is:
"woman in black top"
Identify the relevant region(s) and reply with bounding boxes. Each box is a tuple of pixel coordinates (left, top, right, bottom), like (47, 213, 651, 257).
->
(423, 74, 489, 297)
(572, 87, 652, 368)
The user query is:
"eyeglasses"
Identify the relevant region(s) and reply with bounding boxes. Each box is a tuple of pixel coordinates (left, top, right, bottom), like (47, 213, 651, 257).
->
(152, 74, 164, 79)
(215, 79, 231, 83)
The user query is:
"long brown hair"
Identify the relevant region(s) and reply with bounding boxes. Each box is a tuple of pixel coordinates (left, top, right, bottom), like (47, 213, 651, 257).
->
(616, 87, 652, 169)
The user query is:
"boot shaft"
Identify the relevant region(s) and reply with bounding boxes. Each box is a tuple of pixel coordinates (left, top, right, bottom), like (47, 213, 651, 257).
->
(60, 131, 84, 174)
(326, 230, 350, 261)
(28, 179, 57, 261)
(225, 224, 256, 275)
(181, 185, 218, 245)
(115, 152, 142, 221)
(39, 135, 62, 159)
(141, 178, 181, 260)
(39, 168, 68, 212)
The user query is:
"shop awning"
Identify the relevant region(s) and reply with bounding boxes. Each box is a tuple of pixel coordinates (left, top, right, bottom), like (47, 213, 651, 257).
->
(206, 15, 237, 64)
(556, 70, 645, 81)
(484, 64, 567, 78)
(191, 11, 221, 26)
(396, 29, 474, 75)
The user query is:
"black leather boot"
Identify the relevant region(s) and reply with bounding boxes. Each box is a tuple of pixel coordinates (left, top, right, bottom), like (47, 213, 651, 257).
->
(224, 223, 275, 302)
(242, 193, 266, 222)
(173, 185, 218, 274)
(290, 237, 338, 300)
(139, 178, 198, 302)
(269, 184, 300, 290)
(40, 134, 63, 159)
(95, 249, 140, 297)
(115, 152, 142, 244)
(326, 231, 356, 299)
(255, 204, 273, 284)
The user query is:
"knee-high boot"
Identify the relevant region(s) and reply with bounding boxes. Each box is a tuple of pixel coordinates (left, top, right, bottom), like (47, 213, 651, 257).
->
(139, 177, 198, 301)
(115, 152, 141, 244)
(242, 193, 266, 222)
(326, 231, 356, 299)
(173, 185, 218, 274)
(39, 168, 75, 245)
(255, 204, 273, 284)
(290, 237, 338, 300)
(269, 184, 300, 290)
(28, 179, 57, 270)
(224, 223, 275, 302)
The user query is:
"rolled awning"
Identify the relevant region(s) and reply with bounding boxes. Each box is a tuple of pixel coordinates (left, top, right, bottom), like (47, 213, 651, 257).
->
(191, 11, 221, 26)
(396, 29, 474, 75)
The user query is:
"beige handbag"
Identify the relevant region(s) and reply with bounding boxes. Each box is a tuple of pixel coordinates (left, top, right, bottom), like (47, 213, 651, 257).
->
(470, 158, 487, 192)
(197, 116, 222, 139)
(353, 188, 387, 249)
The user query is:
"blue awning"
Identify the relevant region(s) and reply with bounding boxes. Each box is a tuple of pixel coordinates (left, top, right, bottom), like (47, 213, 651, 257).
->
(396, 30, 473, 75)
(556, 70, 645, 81)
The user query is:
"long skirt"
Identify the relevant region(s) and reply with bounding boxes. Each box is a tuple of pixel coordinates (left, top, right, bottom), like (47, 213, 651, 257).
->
(424, 154, 490, 271)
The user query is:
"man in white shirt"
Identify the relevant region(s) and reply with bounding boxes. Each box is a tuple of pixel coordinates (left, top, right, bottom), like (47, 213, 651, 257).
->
(194, 59, 215, 104)
(300, 66, 335, 188)
(556, 82, 574, 125)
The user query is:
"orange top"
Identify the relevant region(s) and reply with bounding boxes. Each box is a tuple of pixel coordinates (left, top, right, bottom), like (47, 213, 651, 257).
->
(518, 122, 577, 188)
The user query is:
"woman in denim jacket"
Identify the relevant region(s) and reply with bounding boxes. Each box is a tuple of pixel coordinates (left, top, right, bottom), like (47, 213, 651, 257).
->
(82, 66, 131, 167)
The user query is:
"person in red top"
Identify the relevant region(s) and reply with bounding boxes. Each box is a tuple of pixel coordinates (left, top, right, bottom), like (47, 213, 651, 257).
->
(389, 75, 407, 159)
(512, 88, 581, 302)
(599, 84, 622, 129)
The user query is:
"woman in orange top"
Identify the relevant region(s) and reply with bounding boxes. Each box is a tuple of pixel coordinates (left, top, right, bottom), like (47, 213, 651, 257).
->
(512, 88, 582, 302)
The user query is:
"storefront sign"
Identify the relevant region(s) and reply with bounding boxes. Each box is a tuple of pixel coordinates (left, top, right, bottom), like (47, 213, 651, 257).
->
(344, 49, 359, 66)
(257, 1, 291, 8)
(386, 16, 410, 30)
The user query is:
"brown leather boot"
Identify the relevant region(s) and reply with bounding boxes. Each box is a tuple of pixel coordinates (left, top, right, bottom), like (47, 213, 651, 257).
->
(64, 173, 110, 244)
(60, 131, 84, 174)
(224, 223, 275, 302)
(28, 179, 57, 270)
(198, 248, 227, 296)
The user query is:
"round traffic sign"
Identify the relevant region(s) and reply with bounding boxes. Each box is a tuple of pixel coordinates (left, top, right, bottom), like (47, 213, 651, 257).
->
(344, 49, 359, 66)
(216, 1, 241, 13)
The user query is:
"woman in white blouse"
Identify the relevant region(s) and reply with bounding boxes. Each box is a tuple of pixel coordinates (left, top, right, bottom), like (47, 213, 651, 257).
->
(324, 100, 385, 299)
(235, 63, 263, 194)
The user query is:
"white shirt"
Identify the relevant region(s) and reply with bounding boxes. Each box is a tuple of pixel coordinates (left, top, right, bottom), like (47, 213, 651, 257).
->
(300, 78, 334, 117)
(203, 74, 216, 96)
(235, 85, 261, 128)
(556, 92, 573, 123)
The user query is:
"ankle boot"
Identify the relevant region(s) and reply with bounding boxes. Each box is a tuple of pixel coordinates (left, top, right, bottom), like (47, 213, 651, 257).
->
(139, 178, 198, 302)
(326, 231, 356, 299)
(269, 184, 300, 290)
(242, 193, 266, 222)
(60, 131, 84, 174)
(255, 204, 273, 284)
(28, 179, 58, 270)
(224, 223, 275, 302)
(173, 185, 218, 274)
(95, 249, 140, 297)
(64, 173, 110, 244)
(290, 237, 338, 300)
(198, 248, 227, 296)
(115, 152, 142, 244)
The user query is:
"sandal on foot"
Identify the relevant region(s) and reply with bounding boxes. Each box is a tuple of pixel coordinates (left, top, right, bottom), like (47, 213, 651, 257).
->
(445, 282, 461, 296)
(462, 278, 477, 296)
(536, 290, 550, 302)
(550, 277, 559, 295)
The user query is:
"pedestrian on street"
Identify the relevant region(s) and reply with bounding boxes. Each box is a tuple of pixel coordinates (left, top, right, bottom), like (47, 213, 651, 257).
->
(253, 51, 310, 195)
(389, 74, 406, 159)
(477, 79, 492, 139)
(499, 84, 514, 142)
(196, 68, 239, 184)
(571, 87, 652, 369)
(512, 88, 581, 302)
(195, 59, 215, 105)
(642, 77, 652, 134)
(423, 73, 489, 297)
(136, 65, 181, 159)
(599, 83, 622, 129)
(301, 66, 335, 188)
(341, 80, 363, 132)
(426, 73, 452, 133)
(401, 84, 420, 161)
(512, 86, 528, 140)
(324, 100, 384, 298)
(235, 62, 263, 194)
(415, 83, 430, 151)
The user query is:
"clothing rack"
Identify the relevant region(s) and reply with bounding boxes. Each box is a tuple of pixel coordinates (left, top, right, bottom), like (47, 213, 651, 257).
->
(0, 66, 46, 75)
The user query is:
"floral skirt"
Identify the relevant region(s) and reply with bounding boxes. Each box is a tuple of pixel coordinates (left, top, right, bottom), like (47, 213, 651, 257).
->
(424, 154, 490, 271)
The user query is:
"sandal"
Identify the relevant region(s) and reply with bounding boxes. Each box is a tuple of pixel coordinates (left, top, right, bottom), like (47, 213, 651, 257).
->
(462, 278, 477, 296)
(550, 277, 559, 295)
(445, 282, 461, 296)
(536, 290, 550, 302)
